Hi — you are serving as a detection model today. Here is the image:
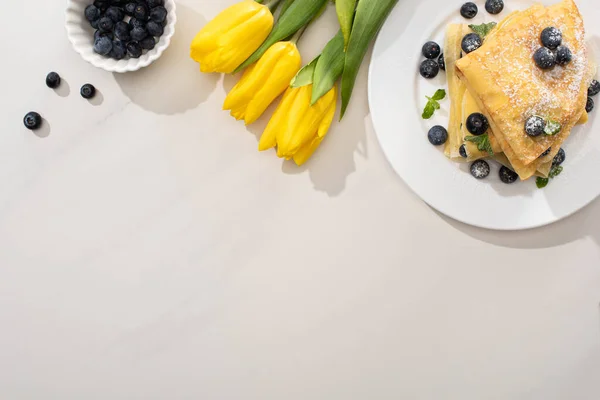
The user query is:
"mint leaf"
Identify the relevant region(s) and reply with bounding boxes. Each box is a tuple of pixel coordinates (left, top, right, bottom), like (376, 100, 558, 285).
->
(422, 102, 435, 119)
(544, 119, 561, 136)
(549, 165, 563, 178)
(431, 89, 446, 101)
(465, 134, 494, 155)
(536, 177, 549, 188)
(469, 22, 497, 39)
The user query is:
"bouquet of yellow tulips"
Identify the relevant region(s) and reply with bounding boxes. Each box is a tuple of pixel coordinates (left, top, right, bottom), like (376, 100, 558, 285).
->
(190, 0, 398, 166)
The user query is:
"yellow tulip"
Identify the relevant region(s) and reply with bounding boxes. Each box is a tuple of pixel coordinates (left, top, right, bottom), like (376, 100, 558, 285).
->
(190, 0, 274, 74)
(259, 84, 337, 166)
(223, 42, 302, 125)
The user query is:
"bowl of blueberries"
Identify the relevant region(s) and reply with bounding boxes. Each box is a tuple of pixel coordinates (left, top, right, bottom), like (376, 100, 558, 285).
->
(66, 0, 176, 73)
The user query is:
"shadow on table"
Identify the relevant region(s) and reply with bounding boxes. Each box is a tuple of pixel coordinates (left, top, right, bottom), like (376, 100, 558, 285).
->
(435, 198, 600, 249)
(113, 4, 219, 115)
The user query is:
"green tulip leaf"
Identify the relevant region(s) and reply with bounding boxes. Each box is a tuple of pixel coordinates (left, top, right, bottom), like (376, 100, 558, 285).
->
(340, 0, 398, 118)
(279, 0, 296, 17)
(235, 0, 329, 73)
(311, 30, 345, 104)
(291, 57, 320, 87)
(336, 0, 357, 48)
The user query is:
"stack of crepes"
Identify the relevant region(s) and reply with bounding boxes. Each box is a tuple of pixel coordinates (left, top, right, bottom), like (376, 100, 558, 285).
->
(444, 0, 594, 180)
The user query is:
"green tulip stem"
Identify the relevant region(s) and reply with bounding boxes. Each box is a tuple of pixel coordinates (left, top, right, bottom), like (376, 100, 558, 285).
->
(266, 0, 283, 12)
(290, 24, 308, 44)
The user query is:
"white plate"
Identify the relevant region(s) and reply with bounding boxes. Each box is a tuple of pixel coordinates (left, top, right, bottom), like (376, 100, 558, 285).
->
(369, 0, 600, 230)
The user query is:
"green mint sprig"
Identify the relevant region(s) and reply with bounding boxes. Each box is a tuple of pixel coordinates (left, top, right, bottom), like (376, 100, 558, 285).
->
(544, 119, 561, 136)
(422, 89, 446, 119)
(536, 165, 563, 188)
(469, 22, 497, 39)
(465, 133, 494, 155)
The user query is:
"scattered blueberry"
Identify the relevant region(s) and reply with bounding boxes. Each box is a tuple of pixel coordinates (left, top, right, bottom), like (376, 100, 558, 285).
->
(422, 41, 441, 60)
(93, 0, 110, 12)
(541, 27, 562, 50)
(419, 59, 440, 79)
(23, 112, 42, 130)
(461, 33, 482, 54)
(134, 3, 149, 20)
(105, 6, 124, 23)
(91, 19, 99, 29)
(499, 166, 519, 184)
(114, 21, 131, 41)
(124, 2, 137, 16)
(460, 2, 478, 19)
(466, 113, 489, 135)
(97, 16, 114, 33)
(459, 144, 468, 158)
(94, 36, 113, 55)
(45, 72, 61, 89)
(438, 53, 445, 71)
(540, 147, 552, 157)
(110, 40, 128, 60)
(146, 20, 164, 37)
(588, 80, 600, 97)
(130, 26, 148, 41)
(485, 0, 504, 15)
(140, 36, 156, 50)
(555, 45, 572, 65)
(80, 84, 96, 99)
(552, 148, 565, 166)
(149, 6, 168, 24)
(534, 47, 556, 70)
(586, 97, 594, 113)
(85, 4, 101, 22)
(127, 41, 143, 58)
(129, 17, 145, 30)
(525, 115, 546, 137)
(428, 125, 448, 146)
(470, 160, 490, 179)
(147, 0, 164, 8)
(94, 29, 114, 41)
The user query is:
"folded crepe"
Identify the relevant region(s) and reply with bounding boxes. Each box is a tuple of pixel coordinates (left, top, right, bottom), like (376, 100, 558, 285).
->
(454, 0, 589, 180)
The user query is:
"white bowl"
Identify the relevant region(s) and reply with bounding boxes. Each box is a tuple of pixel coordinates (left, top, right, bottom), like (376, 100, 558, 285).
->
(65, 0, 177, 73)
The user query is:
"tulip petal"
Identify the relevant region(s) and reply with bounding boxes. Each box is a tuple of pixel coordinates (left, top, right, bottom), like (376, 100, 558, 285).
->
(258, 87, 299, 151)
(293, 136, 324, 166)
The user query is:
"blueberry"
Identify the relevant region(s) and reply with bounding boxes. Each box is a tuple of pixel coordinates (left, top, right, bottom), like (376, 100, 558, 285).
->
(124, 2, 137, 16)
(589, 80, 600, 97)
(127, 41, 143, 58)
(93, 0, 110, 11)
(461, 33, 482, 54)
(499, 166, 518, 184)
(114, 21, 131, 41)
(97, 16, 114, 33)
(85, 4, 101, 22)
(140, 36, 156, 50)
(149, 6, 168, 24)
(134, 3, 149, 20)
(45, 72, 61, 89)
(23, 112, 42, 130)
(105, 6, 124, 23)
(586, 97, 594, 113)
(110, 40, 127, 60)
(94, 36, 113, 55)
(470, 160, 490, 179)
(428, 125, 448, 146)
(94, 29, 114, 41)
(460, 2, 478, 19)
(422, 41, 441, 59)
(466, 113, 489, 135)
(524, 115, 546, 137)
(147, 0, 164, 8)
(130, 26, 148, 41)
(146, 20, 164, 37)
(534, 47, 555, 70)
(485, 0, 504, 15)
(540, 147, 552, 157)
(80, 84, 96, 99)
(438, 53, 445, 71)
(540, 27, 562, 50)
(555, 46, 572, 65)
(552, 148, 566, 166)
(459, 144, 468, 158)
(91, 19, 99, 29)
(419, 59, 439, 79)
(129, 17, 145, 30)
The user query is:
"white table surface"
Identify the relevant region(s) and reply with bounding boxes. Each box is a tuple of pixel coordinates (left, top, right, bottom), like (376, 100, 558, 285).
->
(1, 1, 599, 399)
